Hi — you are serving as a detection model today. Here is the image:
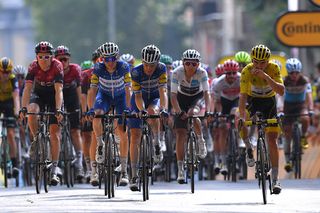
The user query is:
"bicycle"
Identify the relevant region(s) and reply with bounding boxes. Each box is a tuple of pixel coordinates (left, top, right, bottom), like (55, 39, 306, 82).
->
(280, 113, 312, 179)
(95, 110, 124, 199)
(0, 115, 17, 188)
(60, 111, 78, 188)
(183, 114, 206, 194)
(240, 112, 279, 204)
(26, 111, 53, 194)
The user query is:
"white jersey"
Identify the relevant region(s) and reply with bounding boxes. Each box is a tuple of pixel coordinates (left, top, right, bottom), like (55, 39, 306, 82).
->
(210, 76, 223, 95)
(171, 66, 209, 96)
(213, 72, 240, 101)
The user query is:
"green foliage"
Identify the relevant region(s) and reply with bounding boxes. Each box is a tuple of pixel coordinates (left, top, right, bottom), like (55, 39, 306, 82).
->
(25, 0, 190, 63)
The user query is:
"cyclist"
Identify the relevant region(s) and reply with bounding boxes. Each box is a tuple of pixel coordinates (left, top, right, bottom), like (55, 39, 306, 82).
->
(55, 45, 84, 180)
(13, 65, 29, 157)
(87, 42, 132, 186)
(171, 49, 210, 184)
(282, 58, 313, 172)
(212, 59, 240, 175)
(172, 60, 183, 70)
(239, 44, 284, 194)
(0, 57, 20, 178)
(234, 51, 251, 72)
(20, 41, 64, 186)
(129, 44, 167, 191)
(120, 53, 135, 70)
(81, 51, 100, 185)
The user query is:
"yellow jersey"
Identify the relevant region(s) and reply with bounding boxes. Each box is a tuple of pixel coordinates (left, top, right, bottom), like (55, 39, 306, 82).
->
(240, 62, 283, 98)
(0, 73, 18, 102)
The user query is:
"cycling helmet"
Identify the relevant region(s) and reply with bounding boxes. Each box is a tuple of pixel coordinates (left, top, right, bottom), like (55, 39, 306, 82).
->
(251, 44, 271, 61)
(141, 44, 161, 63)
(120, 53, 135, 63)
(223, 59, 239, 73)
(92, 49, 100, 61)
(35, 41, 54, 54)
(182, 49, 201, 61)
(172, 60, 183, 69)
(270, 59, 282, 70)
(80, 60, 93, 71)
(160, 54, 173, 65)
(13, 65, 27, 77)
(0, 57, 13, 73)
(55, 45, 71, 56)
(215, 64, 224, 77)
(286, 58, 302, 73)
(234, 51, 251, 64)
(98, 42, 119, 57)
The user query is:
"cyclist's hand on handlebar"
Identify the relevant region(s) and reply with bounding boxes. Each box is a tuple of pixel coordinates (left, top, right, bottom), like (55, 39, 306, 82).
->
(55, 109, 64, 122)
(19, 107, 27, 120)
(139, 109, 148, 118)
(308, 110, 314, 117)
(177, 110, 187, 120)
(86, 108, 95, 121)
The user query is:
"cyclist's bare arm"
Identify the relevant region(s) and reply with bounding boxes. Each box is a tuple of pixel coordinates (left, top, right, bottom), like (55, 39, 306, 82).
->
(170, 92, 181, 113)
(80, 93, 87, 113)
(306, 90, 314, 111)
(21, 82, 33, 108)
(159, 87, 168, 110)
(239, 93, 247, 120)
(54, 82, 63, 110)
(76, 86, 82, 107)
(204, 91, 211, 111)
(12, 89, 20, 116)
(210, 93, 215, 112)
(87, 86, 98, 110)
(135, 93, 145, 111)
(125, 85, 132, 109)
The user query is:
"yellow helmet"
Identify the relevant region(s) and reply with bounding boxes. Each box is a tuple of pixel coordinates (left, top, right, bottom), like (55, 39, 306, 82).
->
(0, 57, 13, 73)
(251, 44, 271, 61)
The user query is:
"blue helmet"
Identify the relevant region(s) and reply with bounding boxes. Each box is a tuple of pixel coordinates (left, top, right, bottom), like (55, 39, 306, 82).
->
(286, 58, 302, 73)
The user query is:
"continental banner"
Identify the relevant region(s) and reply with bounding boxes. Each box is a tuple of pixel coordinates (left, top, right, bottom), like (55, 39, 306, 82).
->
(275, 11, 320, 47)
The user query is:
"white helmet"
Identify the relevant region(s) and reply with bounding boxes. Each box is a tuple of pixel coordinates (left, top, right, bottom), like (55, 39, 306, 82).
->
(98, 42, 119, 57)
(182, 49, 201, 61)
(172, 60, 183, 70)
(13, 65, 27, 78)
(120, 53, 134, 63)
(141, 44, 161, 63)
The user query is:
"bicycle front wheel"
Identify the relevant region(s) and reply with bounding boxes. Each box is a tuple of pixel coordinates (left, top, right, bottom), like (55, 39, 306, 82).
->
(292, 126, 302, 179)
(141, 134, 150, 201)
(257, 137, 267, 204)
(34, 134, 43, 194)
(190, 133, 197, 194)
(1, 136, 8, 188)
(104, 134, 114, 199)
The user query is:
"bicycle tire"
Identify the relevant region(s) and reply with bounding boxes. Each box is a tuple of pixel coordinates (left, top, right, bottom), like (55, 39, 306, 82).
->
(141, 134, 148, 201)
(62, 131, 71, 188)
(2, 136, 8, 188)
(230, 129, 237, 182)
(43, 136, 49, 193)
(164, 128, 172, 182)
(34, 134, 43, 194)
(105, 134, 113, 198)
(190, 132, 196, 194)
(292, 125, 301, 179)
(257, 137, 267, 204)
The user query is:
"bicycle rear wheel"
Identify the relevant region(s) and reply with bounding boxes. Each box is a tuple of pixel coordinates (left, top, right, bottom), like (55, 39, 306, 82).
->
(257, 137, 267, 204)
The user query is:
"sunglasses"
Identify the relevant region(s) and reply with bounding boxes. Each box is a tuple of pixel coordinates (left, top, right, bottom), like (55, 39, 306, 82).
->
(184, 61, 198, 67)
(104, 56, 117, 62)
(58, 57, 69, 62)
(226, 72, 238, 75)
(38, 55, 52, 60)
(289, 71, 300, 75)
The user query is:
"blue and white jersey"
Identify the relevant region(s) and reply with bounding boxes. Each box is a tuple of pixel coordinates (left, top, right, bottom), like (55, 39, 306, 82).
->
(284, 75, 311, 103)
(131, 63, 167, 98)
(90, 61, 131, 98)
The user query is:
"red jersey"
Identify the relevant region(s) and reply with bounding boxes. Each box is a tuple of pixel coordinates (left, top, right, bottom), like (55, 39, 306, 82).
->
(81, 68, 93, 95)
(63, 63, 82, 96)
(26, 58, 63, 96)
